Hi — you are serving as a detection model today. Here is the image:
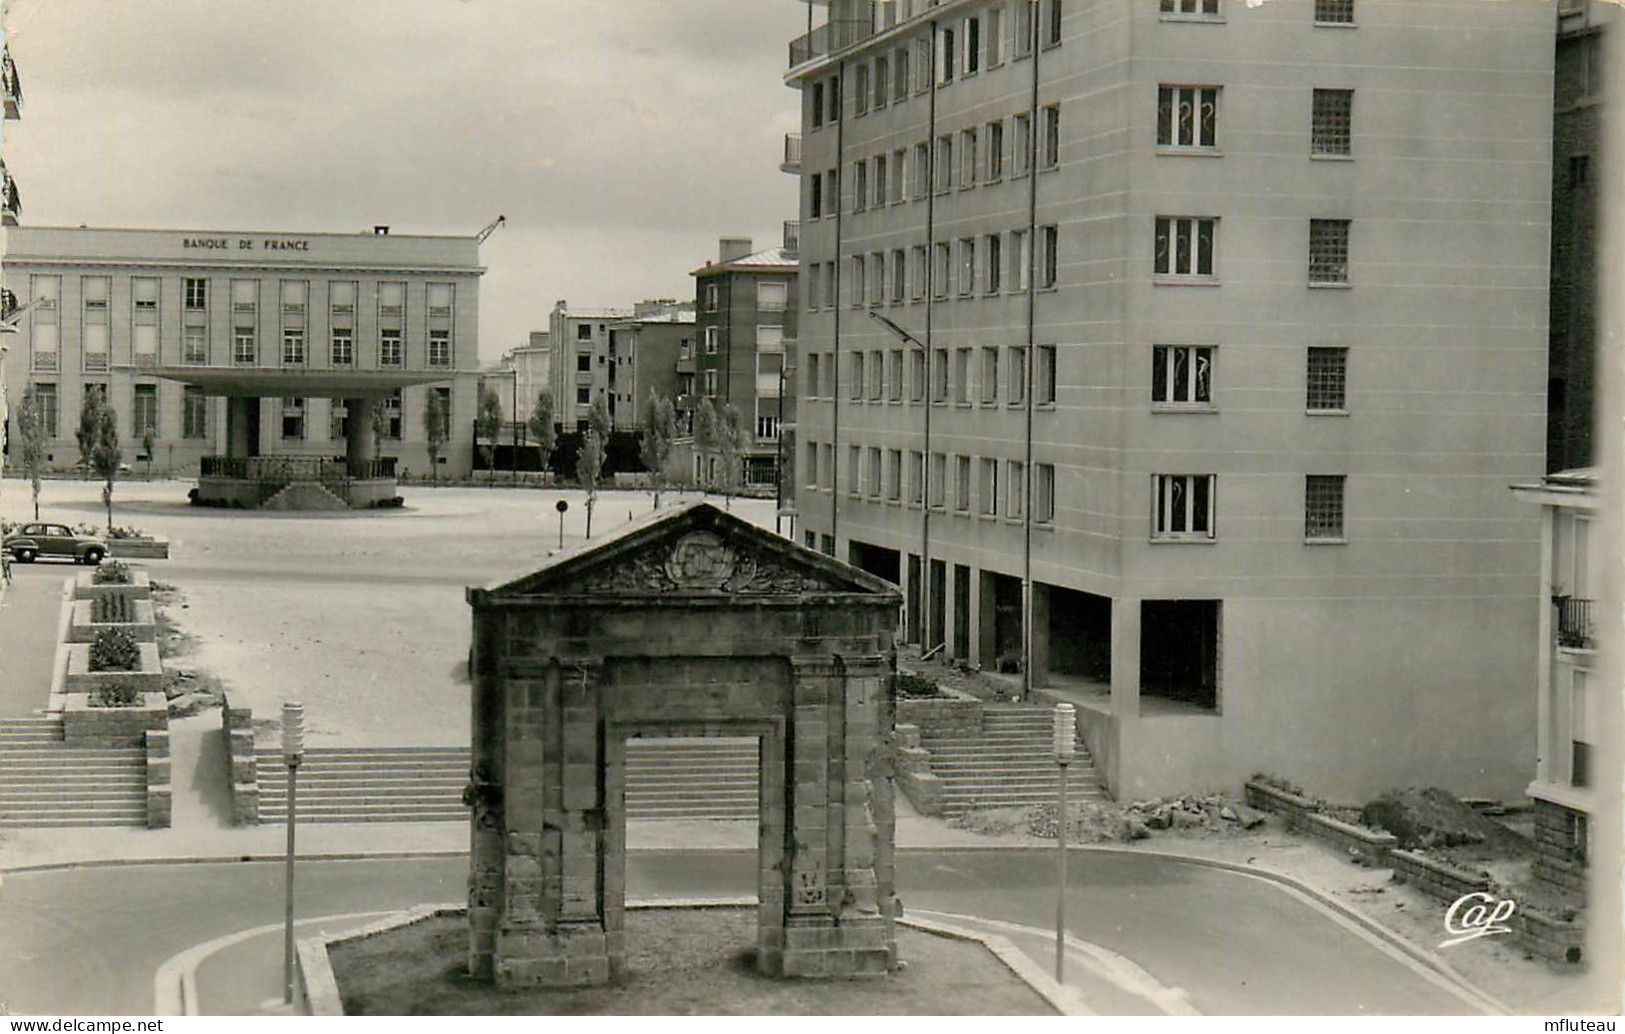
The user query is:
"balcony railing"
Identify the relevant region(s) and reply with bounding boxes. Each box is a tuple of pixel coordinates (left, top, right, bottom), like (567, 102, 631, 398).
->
(3, 46, 21, 120)
(2, 166, 19, 225)
(788, 10, 877, 70)
(1555, 596, 1595, 649)
(201, 455, 397, 483)
(783, 220, 801, 254)
(781, 133, 802, 174)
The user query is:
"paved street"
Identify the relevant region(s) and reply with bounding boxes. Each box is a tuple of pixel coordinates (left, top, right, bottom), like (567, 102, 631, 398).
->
(0, 850, 1491, 1017)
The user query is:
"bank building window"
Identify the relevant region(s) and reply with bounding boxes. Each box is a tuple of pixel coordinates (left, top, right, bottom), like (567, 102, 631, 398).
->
(282, 329, 306, 366)
(281, 397, 305, 440)
(329, 281, 356, 316)
(383, 390, 402, 439)
(331, 328, 354, 367)
(184, 328, 207, 365)
(184, 278, 207, 311)
(1154, 217, 1216, 280)
(183, 386, 208, 439)
(233, 327, 256, 366)
(380, 328, 403, 367)
(429, 329, 451, 367)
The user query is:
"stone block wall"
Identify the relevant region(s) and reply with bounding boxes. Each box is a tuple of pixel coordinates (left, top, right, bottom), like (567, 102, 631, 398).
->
(1531, 798, 1588, 897)
(145, 729, 171, 829)
(892, 724, 943, 816)
(68, 598, 158, 643)
(1298, 812, 1398, 867)
(62, 691, 169, 747)
(222, 696, 260, 825)
(1390, 849, 1493, 899)
(73, 569, 152, 601)
(895, 697, 983, 738)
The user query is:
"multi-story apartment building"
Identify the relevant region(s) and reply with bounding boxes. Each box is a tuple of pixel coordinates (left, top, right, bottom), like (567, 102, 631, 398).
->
(1512, 467, 1597, 900)
(788, 0, 1553, 800)
(607, 308, 695, 432)
(2, 225, 485, 482)
(1548, 0, 1612, 473)
(689, 230, 799, 488)
(548, 301, 633, 432)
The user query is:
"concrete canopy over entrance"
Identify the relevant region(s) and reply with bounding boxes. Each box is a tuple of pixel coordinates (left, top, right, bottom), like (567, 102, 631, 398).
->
(465, 502, 904, 986)
(150, 366, 449, 398)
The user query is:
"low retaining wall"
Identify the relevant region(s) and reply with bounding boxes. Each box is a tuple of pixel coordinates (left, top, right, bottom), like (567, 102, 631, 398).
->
(1244, 781, 1396, 865)
(223, 693, 259, 824)
(108, 537, 169, 560)
(73, 569, 152, 601)
(892, 724, 944, 816)
(1513, 906, 1586, 967)
(895, 696, 983, 739)
(64, 641, 164, 697)
(146, 728, 171, 829)
(62, 691, 169, 747)
(68, 598, 157, 643)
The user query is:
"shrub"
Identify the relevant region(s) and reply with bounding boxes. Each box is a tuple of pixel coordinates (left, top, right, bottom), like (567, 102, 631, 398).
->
(93, 560, 132, 585)
(894, 673, 942, 698)
(1360, 794, 1419, 847)
(89, 627, 141, 672)
(92, 684, 140, 707)
(92, 593, 134, 624)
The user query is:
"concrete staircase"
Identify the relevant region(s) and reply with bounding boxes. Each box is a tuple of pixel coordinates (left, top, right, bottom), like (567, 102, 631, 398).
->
(0, 716, 149, 827)
(253, 738, 761, 824)
(920, 706, 1108, 816)
(261, 481, 350, 511)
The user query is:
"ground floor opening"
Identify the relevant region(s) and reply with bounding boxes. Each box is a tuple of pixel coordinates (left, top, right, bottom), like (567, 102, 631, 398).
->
(1041, 584, 1111, 688)
(848, 539, 901, 586)
(1140, 599, 1221, 710)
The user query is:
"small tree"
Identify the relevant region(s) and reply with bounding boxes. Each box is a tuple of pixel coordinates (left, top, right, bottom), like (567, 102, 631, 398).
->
(76, 387, 105, 481)
(716, 403, 745, 511)
(422, 389, 448, 483)
(576, 396, 612, 539)
(15, 384, 47, 520)
(528, 391, 558, 476)
(692, 397, 719, 496)
(476, 388, 504, 478)
(638, 390, 677, 508)
(88, 398, 122, 534)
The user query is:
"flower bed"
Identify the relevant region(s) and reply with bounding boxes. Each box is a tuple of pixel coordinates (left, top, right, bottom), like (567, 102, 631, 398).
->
(74, 567, 152, 601)
(68, 595, 157, 643)
(64, 638, 164, 699)
(61, 690, 169, 747)
(1390, 848, 1491, 899)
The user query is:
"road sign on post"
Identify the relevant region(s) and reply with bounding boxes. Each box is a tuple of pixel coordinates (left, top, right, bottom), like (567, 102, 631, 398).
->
(555, 499, 569, 550)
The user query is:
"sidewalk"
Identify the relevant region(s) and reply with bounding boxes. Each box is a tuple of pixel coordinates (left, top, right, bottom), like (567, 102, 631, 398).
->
(0, 571, 67, 716)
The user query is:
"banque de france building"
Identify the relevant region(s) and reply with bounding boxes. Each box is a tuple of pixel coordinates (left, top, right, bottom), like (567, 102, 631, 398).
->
(3, 225, 485, 493)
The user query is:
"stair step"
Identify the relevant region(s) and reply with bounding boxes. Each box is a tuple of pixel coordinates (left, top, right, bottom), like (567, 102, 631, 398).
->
(0, 797, 147, 812)
(0, 816, 147, 828)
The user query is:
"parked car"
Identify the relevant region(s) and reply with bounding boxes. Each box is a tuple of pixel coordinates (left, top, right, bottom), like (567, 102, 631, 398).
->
(72, 459, 133, 476)
(2, 522, 108, 565)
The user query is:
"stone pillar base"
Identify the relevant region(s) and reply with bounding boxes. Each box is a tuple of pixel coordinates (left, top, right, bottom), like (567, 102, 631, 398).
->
(764, 915, 895, 978)
(494, 922, 611, 988)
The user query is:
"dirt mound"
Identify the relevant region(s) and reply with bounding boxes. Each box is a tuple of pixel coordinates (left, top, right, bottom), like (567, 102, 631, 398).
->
(1360, 787, 1533, 859)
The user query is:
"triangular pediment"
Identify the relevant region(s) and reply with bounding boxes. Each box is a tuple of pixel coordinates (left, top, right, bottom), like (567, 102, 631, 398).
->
(481, 502, 900, 601)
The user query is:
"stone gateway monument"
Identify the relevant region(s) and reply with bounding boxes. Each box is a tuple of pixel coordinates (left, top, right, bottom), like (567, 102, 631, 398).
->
(465, 502, 903, 986)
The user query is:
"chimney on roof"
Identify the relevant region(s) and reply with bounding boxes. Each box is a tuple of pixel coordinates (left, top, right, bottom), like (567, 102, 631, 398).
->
(719, 237, 752, 263)
(373, 225, 390, 236)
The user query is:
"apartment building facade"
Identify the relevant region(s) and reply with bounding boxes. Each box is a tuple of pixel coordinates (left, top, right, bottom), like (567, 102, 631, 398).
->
(607, 310, 695, 434)
(689, 233, 800, 488)
(1512, 468, 1598, 899)
(0, 42, 20, 494)
(788, 0, 1552, 800)
(2, 225, 484, 478)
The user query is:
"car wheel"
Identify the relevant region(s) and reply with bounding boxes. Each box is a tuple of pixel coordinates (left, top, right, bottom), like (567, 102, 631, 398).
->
(82, 548, 105, 566)
(15, 548, 35, 563)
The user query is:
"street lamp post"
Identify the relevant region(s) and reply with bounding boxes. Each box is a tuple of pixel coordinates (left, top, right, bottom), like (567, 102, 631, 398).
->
(867, 312, 932, 654)
(1052, 702, 1075, 983)
(281, 701, 306, 1005)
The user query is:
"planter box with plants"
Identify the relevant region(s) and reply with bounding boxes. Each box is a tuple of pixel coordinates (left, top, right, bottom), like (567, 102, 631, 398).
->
(1389, 848, 1493, 902)
(68, 592, 158, 643)
(894, 676, 984, 739)
(107, 536, 170, 559)
(73, 561, 152, 601)
(65, 627, 164, 699)
(1244, 777, 1396, 865)
(61, 690, 169, 747)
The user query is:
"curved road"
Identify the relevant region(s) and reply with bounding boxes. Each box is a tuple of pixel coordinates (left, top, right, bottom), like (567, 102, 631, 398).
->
(0, 849, 1491, 1016)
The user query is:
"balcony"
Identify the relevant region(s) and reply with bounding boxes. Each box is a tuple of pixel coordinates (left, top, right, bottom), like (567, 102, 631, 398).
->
(783, 220, 801, 254)
(1555, 596, 1595, 650)
(2, 163, 20, 226)
(781, 133, 802, 174)
(3, 46, 21, 120)
(788, 11, 876, 70)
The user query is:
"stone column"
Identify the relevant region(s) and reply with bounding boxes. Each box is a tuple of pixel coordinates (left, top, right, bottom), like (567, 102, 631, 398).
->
(466, 603, 508, 981)
(225, 396, 254, 459)
(493, 656, 609, 988)
(343, 396, 376, 470)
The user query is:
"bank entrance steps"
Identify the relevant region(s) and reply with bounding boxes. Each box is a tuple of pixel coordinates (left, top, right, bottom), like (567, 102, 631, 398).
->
(921, 706, 1108, 816)
(251, 738, 761, 824)
(0, 716, 148, 827)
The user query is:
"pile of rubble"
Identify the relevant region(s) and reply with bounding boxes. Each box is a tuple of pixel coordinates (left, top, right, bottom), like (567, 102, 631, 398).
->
(1122, 793, 1269, 837)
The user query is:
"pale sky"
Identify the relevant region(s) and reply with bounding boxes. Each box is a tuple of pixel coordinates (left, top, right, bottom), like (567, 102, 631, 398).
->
(0, 0, 807, 361)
